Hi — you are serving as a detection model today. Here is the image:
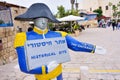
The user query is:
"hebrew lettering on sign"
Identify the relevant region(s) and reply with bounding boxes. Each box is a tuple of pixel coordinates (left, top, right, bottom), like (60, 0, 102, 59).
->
(24, 37, 71, 71)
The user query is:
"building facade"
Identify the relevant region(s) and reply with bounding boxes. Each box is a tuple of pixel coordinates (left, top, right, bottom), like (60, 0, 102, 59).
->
(79, 0, 120, 18)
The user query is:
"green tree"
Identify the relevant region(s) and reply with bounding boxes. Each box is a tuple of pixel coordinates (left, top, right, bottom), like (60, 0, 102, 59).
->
(70, 9, 79, 16)
(57, 5, 66, 18)
(112, 5, 118, 18)
(65, 10, 70, 16)
(56, 5, 79, 18)
(108, 1, 120, 18)
(93, 8, 103, 18)
(117, 1, 120, 18)
(117, 11, 120, 18)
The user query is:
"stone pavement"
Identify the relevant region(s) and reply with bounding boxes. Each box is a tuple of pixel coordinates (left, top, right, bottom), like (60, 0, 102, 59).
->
(0, 27, 120, 80)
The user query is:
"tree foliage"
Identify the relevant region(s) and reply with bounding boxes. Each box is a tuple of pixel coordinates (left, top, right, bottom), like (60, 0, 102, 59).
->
(57, 5, 66, 18)
(108, 1, 120, 18)
(93, 8, 103, 18)
(56, 5, 79, 18)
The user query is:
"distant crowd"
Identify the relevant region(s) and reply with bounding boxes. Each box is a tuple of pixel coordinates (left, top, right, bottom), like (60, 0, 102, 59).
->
(98, 19, 120, 31)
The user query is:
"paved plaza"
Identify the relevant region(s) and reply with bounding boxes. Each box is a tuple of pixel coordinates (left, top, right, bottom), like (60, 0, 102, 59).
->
(0, 27, 120, 80)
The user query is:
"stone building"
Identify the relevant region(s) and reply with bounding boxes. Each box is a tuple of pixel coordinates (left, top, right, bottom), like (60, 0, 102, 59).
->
(79, 0, 120, 18)
(0, 1, 30, 65)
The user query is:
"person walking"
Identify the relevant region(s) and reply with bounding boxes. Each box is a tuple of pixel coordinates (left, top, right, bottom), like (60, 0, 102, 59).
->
(117, 20, 120, 30)
(112, 19, 116, 31)
(106, 19, 111, 27)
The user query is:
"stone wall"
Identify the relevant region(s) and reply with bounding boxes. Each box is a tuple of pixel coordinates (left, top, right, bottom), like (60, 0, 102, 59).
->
(0, 6, 29, 65)
(0, 27, 16, 65)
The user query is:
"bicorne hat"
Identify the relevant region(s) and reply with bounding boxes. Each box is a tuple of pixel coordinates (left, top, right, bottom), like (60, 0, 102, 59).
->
(14, 3, 60, 23)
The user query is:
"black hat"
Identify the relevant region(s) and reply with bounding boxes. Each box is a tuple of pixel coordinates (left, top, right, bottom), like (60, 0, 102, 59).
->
(14, 3, 60, 23)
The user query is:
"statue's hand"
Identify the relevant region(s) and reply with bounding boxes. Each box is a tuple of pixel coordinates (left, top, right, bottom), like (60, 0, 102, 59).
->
(95, 46, 106, 55)
(47, 61, 59, 72)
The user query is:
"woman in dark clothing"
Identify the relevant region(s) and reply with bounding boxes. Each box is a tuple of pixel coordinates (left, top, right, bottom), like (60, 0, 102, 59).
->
(112, 20, 116, 31)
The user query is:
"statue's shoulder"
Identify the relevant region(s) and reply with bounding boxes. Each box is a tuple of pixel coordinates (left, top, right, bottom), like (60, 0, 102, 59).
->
(14, 32, 26, 48)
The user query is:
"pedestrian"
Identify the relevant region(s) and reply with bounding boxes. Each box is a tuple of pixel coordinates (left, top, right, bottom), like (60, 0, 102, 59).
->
(112, 19, 116, 31)
(14, 3, 106, 80)
(107, 19, 111, 27)
(98, 19, 102, 27)
(102, 19, 106, 28)
(117, 19, 120, 30)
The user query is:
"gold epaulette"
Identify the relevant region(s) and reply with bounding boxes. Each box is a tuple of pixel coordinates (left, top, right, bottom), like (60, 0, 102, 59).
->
(14, 32, 26, 48)
(56, 31, 68, 37)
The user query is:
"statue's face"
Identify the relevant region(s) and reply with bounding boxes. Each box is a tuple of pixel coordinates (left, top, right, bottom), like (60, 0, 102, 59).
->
(34, 18, 48, 30)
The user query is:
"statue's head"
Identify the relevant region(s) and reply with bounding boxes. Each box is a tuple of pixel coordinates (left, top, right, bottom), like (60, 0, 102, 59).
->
(34, 18, 48, 30)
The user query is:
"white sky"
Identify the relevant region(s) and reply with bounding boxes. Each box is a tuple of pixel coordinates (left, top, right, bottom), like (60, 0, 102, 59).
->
(3, 0, 83, 14)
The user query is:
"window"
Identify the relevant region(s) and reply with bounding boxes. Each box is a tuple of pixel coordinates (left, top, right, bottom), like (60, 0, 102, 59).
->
(99, 6, 102, 10)
(106, 6, 108, 10)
